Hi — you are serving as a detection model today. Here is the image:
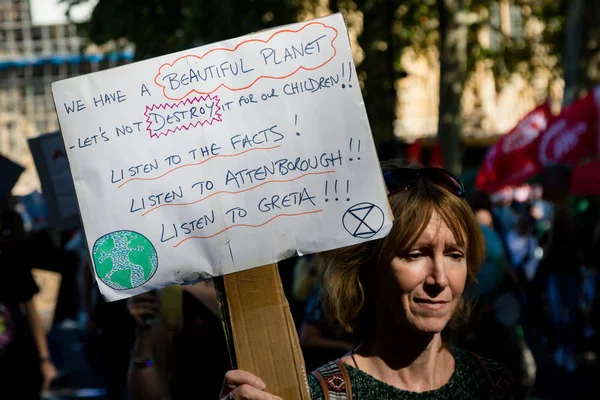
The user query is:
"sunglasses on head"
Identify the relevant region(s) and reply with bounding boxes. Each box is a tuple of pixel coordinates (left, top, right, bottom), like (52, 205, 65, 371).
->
(383, 167, 465, 198)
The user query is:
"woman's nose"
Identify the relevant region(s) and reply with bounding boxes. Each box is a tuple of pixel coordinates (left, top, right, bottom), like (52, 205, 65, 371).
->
(425, 255, 449, 289)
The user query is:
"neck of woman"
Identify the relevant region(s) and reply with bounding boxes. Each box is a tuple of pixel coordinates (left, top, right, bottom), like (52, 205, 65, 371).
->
(352, 321, 453, 393)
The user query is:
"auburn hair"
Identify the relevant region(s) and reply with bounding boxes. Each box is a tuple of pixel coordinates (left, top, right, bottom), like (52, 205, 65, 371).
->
(316, 170, 486, 341)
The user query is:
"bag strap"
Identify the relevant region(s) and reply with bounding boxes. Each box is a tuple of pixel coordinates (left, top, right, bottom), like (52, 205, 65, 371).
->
(312, 370, 330, 400)
(335, 360, 353, 399)
(311, 359, 352, 399)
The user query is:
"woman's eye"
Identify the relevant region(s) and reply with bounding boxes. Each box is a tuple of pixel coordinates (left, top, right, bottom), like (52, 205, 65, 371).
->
(406, 252, 422, 260)
(447, 252, 464, 260)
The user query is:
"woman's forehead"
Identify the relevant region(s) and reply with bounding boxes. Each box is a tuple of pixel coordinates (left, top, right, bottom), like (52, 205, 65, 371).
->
(414, 211, 462, 244)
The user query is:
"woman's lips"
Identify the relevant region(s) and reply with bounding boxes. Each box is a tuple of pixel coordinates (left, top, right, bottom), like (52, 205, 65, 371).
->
(414, 298, 450, 311)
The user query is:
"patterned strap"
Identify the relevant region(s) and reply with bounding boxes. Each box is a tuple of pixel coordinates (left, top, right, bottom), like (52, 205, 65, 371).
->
(311, 359, 352, 399)
(335, 360, 353, 400)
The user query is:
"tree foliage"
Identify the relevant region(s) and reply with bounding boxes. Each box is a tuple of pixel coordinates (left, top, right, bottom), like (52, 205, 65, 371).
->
(65, 0, 303, 60)
(65, 0, 600, 160)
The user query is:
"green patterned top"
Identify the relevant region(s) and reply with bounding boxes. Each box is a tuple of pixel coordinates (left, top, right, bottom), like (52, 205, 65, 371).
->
(308, 348, 515, 399)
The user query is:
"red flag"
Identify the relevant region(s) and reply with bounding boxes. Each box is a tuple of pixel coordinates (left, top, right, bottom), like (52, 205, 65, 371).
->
(534, 86, 600, 167)
(476, 103, 552, 193)
(571, 160, 600, 196)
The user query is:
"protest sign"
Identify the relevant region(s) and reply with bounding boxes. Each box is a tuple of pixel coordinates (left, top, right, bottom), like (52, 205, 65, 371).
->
(31, 268, 62, 333)
(52, 13, 392, 302)
(28, 132, 80, 230)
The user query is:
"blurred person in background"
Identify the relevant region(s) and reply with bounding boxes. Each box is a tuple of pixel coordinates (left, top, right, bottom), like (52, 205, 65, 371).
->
(126, 280, 230, 400)
(466, 190, 514, 263)
(573, 201, 600, 342)
(537, 206, 582, 372)
(589, 218, 600, 350)
(292, 255, 355, 371)
(0, 210, 57, 398)
(80, 256, 135, 400)
(299, 288, 355, 372)
(463, 191, 535, 398)
(506, 215, 540, 284)
(291, 255, 317, 305)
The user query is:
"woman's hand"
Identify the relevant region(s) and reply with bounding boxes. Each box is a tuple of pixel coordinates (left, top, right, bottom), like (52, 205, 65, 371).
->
(220, 370, 282, 400)
(127, 291, 161, 328)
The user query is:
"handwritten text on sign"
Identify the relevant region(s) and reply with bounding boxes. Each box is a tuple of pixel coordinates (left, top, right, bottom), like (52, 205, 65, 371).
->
(52, 14, 392, 301)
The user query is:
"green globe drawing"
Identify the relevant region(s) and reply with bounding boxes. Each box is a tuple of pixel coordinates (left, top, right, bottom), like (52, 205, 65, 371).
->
(92, 230, 158, 290)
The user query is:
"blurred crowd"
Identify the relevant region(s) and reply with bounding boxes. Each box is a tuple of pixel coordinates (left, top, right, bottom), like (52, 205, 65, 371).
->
(2, 181, 600, 399)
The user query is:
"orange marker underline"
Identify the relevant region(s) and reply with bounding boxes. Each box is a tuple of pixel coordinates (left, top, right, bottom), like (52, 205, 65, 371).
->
(172, 209, 323, 248)
(117, 145, 281, 188)
(142, 170, 336, 217)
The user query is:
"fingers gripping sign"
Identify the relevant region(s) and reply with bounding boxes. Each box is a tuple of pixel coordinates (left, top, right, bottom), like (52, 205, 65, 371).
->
(220, 370, 282, 400)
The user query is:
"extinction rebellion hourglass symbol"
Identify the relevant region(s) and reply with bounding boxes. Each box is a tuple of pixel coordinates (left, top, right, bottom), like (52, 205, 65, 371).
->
(342, 202, 384, 239)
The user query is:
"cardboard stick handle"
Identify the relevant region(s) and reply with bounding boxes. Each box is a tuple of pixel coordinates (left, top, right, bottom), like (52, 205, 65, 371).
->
(215, 264, 311, 399)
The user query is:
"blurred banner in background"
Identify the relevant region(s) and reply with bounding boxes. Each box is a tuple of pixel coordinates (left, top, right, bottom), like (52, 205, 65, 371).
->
(477, 86, 600, 195)
(476, 103, 551, 193)
(28, 132, 80, 231)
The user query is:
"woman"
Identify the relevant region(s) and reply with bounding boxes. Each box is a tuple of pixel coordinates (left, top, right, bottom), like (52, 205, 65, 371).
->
(220, 164, 517, 399)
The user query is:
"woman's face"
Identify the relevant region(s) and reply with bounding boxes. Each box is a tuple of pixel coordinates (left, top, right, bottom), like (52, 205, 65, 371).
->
(380, 211, 468, 335)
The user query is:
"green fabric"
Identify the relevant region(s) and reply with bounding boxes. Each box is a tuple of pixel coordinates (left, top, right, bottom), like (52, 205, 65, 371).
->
(308, 348, 500, 399)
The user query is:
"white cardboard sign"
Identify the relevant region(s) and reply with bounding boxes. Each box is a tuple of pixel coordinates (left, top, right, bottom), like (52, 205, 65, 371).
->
(52, 14, 392, 301)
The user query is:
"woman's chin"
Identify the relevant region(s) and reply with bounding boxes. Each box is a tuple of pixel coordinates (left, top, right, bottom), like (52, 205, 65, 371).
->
(407, 316, 451, 335)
